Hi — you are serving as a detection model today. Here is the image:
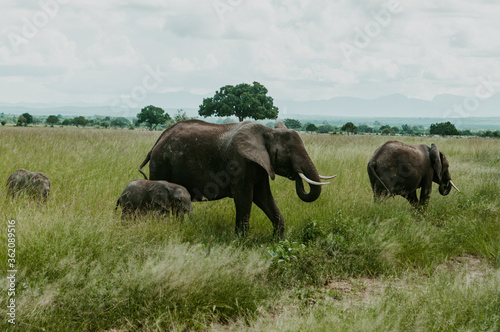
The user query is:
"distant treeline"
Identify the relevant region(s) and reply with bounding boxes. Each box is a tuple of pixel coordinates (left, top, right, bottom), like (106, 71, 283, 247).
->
(277, 119, 500, 138)
(1, 112, 499, 138)
(0, 113, 134, 129)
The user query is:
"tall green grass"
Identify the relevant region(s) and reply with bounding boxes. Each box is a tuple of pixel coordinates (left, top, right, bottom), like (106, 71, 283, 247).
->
(1, 127, 499, 330)
(219, 266, 500, 331)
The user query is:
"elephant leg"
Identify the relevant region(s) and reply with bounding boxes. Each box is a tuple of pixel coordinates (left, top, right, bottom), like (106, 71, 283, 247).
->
(419, 187, 432, 208)
(252, 175, 285, 239)
(404, 191, 419, 208)
(233, 186, 253, 236)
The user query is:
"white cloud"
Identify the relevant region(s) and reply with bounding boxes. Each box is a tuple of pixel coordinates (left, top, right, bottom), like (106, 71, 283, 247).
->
(87, 32, 141, 67)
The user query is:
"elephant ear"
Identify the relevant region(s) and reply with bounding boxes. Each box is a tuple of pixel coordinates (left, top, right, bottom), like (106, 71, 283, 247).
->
(231, 122, 275, 180)
(430, 143, 442, 182)
(149, 182, 171, 209)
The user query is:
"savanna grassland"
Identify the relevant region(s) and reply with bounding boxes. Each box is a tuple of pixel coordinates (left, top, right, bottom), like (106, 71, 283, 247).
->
(1, 126, 499, 331)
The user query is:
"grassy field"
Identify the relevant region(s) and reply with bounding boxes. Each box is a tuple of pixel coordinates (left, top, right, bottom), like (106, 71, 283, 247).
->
(1, 126, 499, 331)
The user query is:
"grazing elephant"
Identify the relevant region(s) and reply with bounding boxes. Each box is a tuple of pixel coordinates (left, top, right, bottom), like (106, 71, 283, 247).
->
(6, 169, 50, 203)
(138, 120, 335, 237)
(116, 179, 192, 218)
(367, 140, 459, 208)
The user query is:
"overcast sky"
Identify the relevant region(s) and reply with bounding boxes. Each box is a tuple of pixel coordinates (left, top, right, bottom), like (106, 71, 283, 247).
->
(1, 0, 499, 106)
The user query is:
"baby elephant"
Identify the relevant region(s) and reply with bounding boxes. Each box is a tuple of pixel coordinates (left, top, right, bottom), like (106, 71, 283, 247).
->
(116, 179, 192, 218)
(6, 169, 51, 203)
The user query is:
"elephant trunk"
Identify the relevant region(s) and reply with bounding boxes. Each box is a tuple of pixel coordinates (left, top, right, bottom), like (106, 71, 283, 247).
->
(439, 181, 452, 196)
(294, 158, 322, 203)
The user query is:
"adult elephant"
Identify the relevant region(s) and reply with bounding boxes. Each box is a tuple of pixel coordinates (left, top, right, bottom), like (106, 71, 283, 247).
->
(367, 140, 459, 208)
(138, 120, 335, 237)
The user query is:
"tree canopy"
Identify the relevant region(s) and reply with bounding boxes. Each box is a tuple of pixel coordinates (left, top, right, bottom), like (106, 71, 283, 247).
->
(136, 105, 170, 130)
(430, 121, 459, 136)
(283, 118, 302, 130)
(199, 82, 279, 122)
(341, 122, 358, 134)
(16, 115, 27, 126)
(21, 112, 33, 124)
(110, 117, 131, 128)
(73, 116, 89, 127)
(46, 115, 59, 126)
(317, 124, 334, 133)
(305, 123, 317, 132)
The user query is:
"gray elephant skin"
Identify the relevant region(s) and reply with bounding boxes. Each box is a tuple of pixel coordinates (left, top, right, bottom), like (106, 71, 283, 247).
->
(367, 140, 459, 208)
(138, 119, 334, 237)
(6, 169, 50, 203)
(116, 179, 192, 218)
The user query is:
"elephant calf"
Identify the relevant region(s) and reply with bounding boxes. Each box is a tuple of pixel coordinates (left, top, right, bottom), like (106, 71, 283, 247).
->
(116, 179, 192, 218)
(6, 169, 51, 203)
(367, 141, 459, 208)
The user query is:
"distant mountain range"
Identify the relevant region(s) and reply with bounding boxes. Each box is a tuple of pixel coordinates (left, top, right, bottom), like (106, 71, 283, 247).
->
(277, 93, 500, 118)
(1, 92, 498, 122)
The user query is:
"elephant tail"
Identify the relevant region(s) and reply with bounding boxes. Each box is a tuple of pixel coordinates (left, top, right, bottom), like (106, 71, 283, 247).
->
(139, 128, 172, 180)
(368, 162, 391, 194)
(138, 151, 151, 180)
(115, 197, 121, 211)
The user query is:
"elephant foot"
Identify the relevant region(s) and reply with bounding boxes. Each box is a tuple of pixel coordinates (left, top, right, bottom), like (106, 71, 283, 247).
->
(273, 227, 285, 239)
(272, 216, 285, 239)
(235, 221, 250, 236)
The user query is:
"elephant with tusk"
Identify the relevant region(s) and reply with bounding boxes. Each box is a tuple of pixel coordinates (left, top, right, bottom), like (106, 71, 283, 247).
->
(367, 140, 459, 208)
(138, 120, 335, 237)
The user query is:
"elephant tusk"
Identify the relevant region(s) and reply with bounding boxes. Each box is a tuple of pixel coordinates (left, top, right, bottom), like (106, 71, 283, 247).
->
(450, 180, 460, 192)
(299, 172, 330, 186)
(319, 175, 337, 180)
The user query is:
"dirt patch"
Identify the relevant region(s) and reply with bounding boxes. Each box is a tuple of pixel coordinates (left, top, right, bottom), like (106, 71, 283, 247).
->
(326, 276, 402, 305)
(436, 254, 490, 275)
(327, 254, 494, 305)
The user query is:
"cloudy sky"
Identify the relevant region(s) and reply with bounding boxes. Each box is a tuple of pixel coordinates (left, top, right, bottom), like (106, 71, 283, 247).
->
(1, 0, 499, 106)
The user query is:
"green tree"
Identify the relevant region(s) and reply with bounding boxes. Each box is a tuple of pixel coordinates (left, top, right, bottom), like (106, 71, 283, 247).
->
(46, 115, 60, 126)
(283, 118, 302, 130)
(166, 109, 194, 127)
(317, 124, 334, 133)
(341, 122, 358, 135)
(73, 116, 89, 128)
(137, 105, 170, 130)
(305, 123, 317, 132)
(110, 117, 131, 128)
(199, 81, 278, 122)
(173, 109, 190, 123)
(429, 121, 459, 136)
(21, 112, 33, 124)
(401, 124, 414, 135)
(1, 121, 6, 126)
(16, 115, 27, 126)
(62, 119, 72, 126)
(358, 124, 373, 133)
(379, 125, 393, 135)
(460, 129, 473, 136)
